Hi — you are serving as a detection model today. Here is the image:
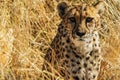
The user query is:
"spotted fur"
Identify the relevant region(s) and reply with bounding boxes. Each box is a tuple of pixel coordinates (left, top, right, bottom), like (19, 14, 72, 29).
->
(43, 1, 104, 80)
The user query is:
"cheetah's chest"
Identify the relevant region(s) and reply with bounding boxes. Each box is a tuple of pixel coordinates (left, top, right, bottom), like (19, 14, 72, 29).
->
(73, 33, 94, 55)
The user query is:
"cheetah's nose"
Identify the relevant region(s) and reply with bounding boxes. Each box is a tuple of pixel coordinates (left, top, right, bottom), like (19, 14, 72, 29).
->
(76, 32, 86, 37)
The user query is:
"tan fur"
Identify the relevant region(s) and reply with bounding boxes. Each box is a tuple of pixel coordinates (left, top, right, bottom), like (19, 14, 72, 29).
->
(43, 1, 104, 80)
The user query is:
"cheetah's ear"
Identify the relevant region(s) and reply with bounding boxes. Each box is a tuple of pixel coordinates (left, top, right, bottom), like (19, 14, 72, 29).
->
(94, 1, 105, 14)
(57, 2, 68, 18)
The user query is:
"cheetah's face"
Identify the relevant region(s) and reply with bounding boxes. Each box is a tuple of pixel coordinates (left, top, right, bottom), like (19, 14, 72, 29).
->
(57, 2, 104, 39)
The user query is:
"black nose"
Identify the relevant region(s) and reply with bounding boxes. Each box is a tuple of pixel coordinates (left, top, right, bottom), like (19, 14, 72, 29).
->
(76, 32, 86, 37)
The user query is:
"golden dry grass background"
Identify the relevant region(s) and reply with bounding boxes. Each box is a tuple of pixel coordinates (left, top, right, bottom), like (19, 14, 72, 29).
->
(0, 0, 120, 80)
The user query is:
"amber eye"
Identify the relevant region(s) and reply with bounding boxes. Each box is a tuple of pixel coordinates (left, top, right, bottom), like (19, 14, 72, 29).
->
(68, 17, 76, 23)
(86, 17, 94, 23)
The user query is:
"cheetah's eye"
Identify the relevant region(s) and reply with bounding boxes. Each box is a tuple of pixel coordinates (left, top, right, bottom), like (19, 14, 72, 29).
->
(68, 17, 76, 23)
(86, 17, 94, 23)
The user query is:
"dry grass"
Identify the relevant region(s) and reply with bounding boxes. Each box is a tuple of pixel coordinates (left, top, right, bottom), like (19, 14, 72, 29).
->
(0, 0, 120, 80)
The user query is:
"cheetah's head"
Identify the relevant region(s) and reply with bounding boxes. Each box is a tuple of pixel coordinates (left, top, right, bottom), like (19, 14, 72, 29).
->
(57, 1, 105, 40)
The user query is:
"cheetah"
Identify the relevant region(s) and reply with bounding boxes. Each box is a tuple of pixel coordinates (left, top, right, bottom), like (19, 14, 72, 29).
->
(42, 1, 105, 80)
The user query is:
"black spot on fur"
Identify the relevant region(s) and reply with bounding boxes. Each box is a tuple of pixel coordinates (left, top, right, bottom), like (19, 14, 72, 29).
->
(93, 75, 96, 79)
(67, 49, 71, 53)
(72, 51, 82, 59)
(61, 25, 64, 29)
(56, 50, 59, 53)
(63, 33, 67, 37)
(95, 49, 99, 53)
(90, 51, 93, 56)
(71, 59, 75, 62)
(96, 67, 99, 71)
(63, 48, 65, 52)
(78, 67, 81, 70)
(84, 63, 87, 68)
(65, 45, 68, 49)
(88, 68, 92, 71)
(72, 70, 77, 74)
(82, 77, 85, 80)
(60, 48, 63, 51)
(62, 42, 65, 45)
(70, 45, 73, 49)
(59, 41, 62, 45)
(57, 54, 61, 58)
(65, 60, 68, 63)
(67, 71, 70, 75)
(95, 34, 97, 37)
(93, 38, 96, 41)
(56, 45, 59, 49)
(70, 45, 76, 50)
(60, 70, 65, 76)
(76, 61, 80, 64)
(94, 55, 99, 59)
(84, 7, 87, 11)
(90, 61, 94, 65)
(94, 44, 97, 46)
(86, 57, 90, 60)
(66, 37, 70, 43)
(73, 76, 79, 80)
(71, 63, 75, 67)
(65, 54, 70, 58)
(75, 54, 80, 58)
